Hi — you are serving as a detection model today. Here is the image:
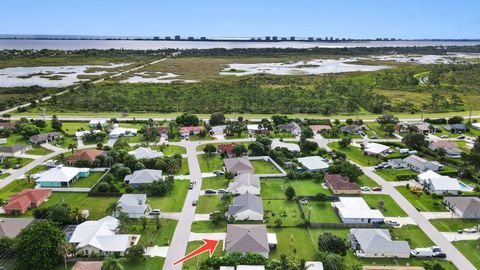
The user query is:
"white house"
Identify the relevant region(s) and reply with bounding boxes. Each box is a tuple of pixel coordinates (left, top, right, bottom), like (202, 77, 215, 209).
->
(402, 155, 443, 173)
(35, 166, 90, 188)
(227, 193, 264, 221)
(271, 139, 300, 152)
(426, 176, 462, 195)
(69, 216, 140, 256)
(89, 119, 109, 128)
(472, 123, 480, 130)
(333, 197, 384, 224)
(363, 143, 391, 156)
(116, 194, 148, 218)
(247, 124, 266, 134)
(124, 169, 163, 188)
(109, 125, 137, 138)
(349, 229, 410, 258)
(417, 170, 442, 185)
(75, 130, 100, 138)
(128, 147, 164, 159)
(297, 156, 329, 172)
(228, 174, 261, 195)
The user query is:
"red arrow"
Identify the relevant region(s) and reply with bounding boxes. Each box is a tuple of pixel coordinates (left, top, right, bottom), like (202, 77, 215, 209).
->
(173, 239, 219, 266)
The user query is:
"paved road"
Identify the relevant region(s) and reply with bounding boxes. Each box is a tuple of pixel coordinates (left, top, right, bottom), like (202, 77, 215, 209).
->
(163, 141, 203, 270)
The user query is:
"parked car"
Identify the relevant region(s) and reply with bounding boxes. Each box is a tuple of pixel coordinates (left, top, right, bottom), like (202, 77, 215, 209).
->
(370, 136, 377, 139)
(192, 200, 197, 206)
(188, 183, 194, 189)
(462, 227, 478, 233)
(149, 209, 161, 216)
(217, 189, 228, 194)
(416, 207, 421, 212)
(440, 135, 448, 139)
(433, 252, 447, 258)
(457, 135, 465, 139)
(205, 189, 217, 194)
(411, 248, 433, 258)
(213, 170, 224, 176)
(374, 165, 384, 170)
(372, 186, 383, 191)
(360, 186, 371, 192)
(385, 220, 400, 226)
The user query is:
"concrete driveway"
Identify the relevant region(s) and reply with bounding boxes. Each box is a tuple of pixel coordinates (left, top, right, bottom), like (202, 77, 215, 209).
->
(422, 211, 458, 220)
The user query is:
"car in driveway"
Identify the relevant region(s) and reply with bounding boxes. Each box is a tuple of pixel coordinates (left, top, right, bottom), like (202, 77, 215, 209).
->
(360, 186, 371, 192)
(372, 186, 383, 191)
(189, 183, 194, 189)
(217, 189, 228, 194)
(213, 170, 224, 176)
(149, 209, 161, 216)
(192, 200, 197, 206)
(457, 135, 465, 139)
(440, 135, 448, 139)
(205, 189, 217, 194)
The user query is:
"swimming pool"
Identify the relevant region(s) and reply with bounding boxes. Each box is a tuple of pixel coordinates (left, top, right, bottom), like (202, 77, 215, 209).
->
(459, 181, 475, 192)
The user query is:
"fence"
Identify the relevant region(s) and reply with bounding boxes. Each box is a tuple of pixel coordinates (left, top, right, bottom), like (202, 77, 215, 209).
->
(247, 155, 287, 177)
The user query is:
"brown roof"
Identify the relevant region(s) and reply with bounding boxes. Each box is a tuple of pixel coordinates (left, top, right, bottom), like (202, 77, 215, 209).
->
(309, 125, 331, 132)
(430, 141, 458, 149)
(72, 261, 103, 270)
(68, 149, 106, 162)
(0, 122, 15, 128)
(5, 189, 52, 212)
(218, 143, 235, 154)
(325, 174, 360, 191)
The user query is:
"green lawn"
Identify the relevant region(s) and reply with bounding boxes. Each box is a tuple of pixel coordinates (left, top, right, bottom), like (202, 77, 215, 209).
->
(148, 180, 189, 212)
(169, 158, 189, 176)
(225, 132, 249, 139)
(391, 225, 434, 248)
(0, 179, 35, 199)
(152, 144, 186, 155)
(127, 219, 178, 246)
(0, 173, 10, 180)
(198, 154, 224, 173)
(365, 122, 396, 138)
(396, 186, 447, 212)
(191, 220, 227, 233)
(25, 146, 53, 155)
(195, 195, 222, 214)
(70, 172, 105, 188)
(27, 165, 49, 175)
(2, 157, 33, 169)
(4, 133, 28, 146)
(328, 142, 381, 166)
(201, 176, 229, 190)
(251, 159, 281, 174)
(60, 121, 90, 136)
(430, 218, 480, 232)
(54, 136, 78, 149)
(453, 240, 480, 268)
(375, 168, 418, 182)
(363, 194, 408, 217)
(121, 257, 165, 270)
(302, 201, 341, 223)
(260, 178, 330, 199)
(188, 134, 216, 141)
(263, 199, 303, 226)
(183, 240, 224, 270)
(357, 174, 378, 187)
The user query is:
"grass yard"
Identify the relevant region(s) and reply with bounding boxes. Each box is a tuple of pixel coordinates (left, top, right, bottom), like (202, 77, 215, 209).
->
(195, 195, 222, 214)
(27, 165, 49, 175)
(60, 121, 90, 136)
(191, 220, 227, 233)
(375, 168, 417, 182)
(188, 134, 216, 141)
(328, 142, 381, 166)
(396, 186, 447, 212)
(153, 144, 186, 155)
(302, 201, 342, 223)
(148, 180, 189, 212)
(251, 159, 281, 174)
(70, 171, 104, 188)
(201, 176, 229, 190)
(357, 174, 378, 187)
(363, 194, 408, 217)
(0, 179, 35, 199)
(260, 178, 331, 199)
(25, 146, 53, 155)
(169, 158, 189, 175)
(2, 157, 33, 169)
(0, 173, 10, 180)
(198, 154, 224, 173)
(365, 122, 396, 138)
(430, 218, 480, 232)
(390, 225, 434, 248)
(4, 134, 28, 146)
(224, 132, 249, 139)
(263, 199, 303, 226)
(121, 257, 165, 270)
(128, 219, 178, 246)
(183, 240, 224, 270)
(453, 240, 480, 268)
(54, 136, 78, 149)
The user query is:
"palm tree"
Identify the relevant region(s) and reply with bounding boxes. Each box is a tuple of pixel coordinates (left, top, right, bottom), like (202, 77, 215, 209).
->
(292, 259, 308, 270)
(71, 207, 84, 224)
(57, 153, 67, 165)
(102, 255, 125, 270)
(117, 212, 131, 234)
(68, 143, 77, 154)
(275, 254, 290, 270)
(106, 202, 122, 217)
(58, 242, 75, 270)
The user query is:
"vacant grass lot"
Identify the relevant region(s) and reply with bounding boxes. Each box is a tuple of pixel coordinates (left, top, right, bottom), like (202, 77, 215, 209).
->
(198, 154, 224, 173)
(201, 176, 229, 190)
(453, 240, 480, 268)
(70, 172, 104, 188)
(396, 186, 447, 212)
(121, 257, 165, 270)
(191, 220, 227, 233)
(148, 180, 189, 212)
(195, 195, 222, 214)
(169, 158, 189, 176)
(183, 240, 224, 270)
(363, 194, 408, 217)
(430, 218, 480, 232)
(375, 168, 417, 181)
(390, 225, 434, 248)
(251, 159, 281, 174)
(152, 144, 186, 155)
(328, 142, 381, 166)
(357, 174, 378, 187)
(260, 178, 331, 199)
(302, 201, 341, 223)
(60, 121, 91, 136)
(128, 219, 178, 246)
(25, 146, 53, 155)
(263, 199, 303, 226)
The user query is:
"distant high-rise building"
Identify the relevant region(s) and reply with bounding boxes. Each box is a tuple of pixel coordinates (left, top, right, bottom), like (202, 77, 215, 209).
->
(308, 37, 314, 41)
(281, 37, 287, 41)
(265, 36, 271, 41)
(175, 35, 181, 40)
(165, 36, 171, 40)
(200, 37, 207, 41)
(188, 37, 194, 40)
(290, 36, 295, 41)
(153, 36, 160, 40)
(272, 36, 278, 41)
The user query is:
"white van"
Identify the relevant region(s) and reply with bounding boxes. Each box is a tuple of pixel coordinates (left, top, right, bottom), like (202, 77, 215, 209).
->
(411, 248, 433, 258)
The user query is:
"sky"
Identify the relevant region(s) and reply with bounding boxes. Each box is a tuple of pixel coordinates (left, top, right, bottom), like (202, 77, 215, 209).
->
(2, 0, 480, 39)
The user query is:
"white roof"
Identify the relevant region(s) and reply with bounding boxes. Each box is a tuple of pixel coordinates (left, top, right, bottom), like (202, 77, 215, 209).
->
(271, 139, 300, 152)
(211, 125, 226, 135)
(267, 233, 277, 245)
(247, 124, 260, 131)
(237, 266, 265, 270)
(118, 194, 148, 215)
(110, 127, 137, 136)
(219, 267, 235, 270)
(334, 197, 384, 220)
(418, 170, 442, 181)
(364, 143, 390, 154)
(124, 169, 163, 185)
(89, 119, 108, 125)
(472, 123, 480, 128)
(128, 147, 164, 159)
(429, 177, 462, 192)
(305, 262, 324, 270)
(297, 156, 329, 171)
(75, 130, 100, 137)
(69, 216, 138, 252)
(36, 166, 86, 183)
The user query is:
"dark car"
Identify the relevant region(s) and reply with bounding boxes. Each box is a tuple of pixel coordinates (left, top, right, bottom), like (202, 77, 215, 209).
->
(192, 200, 198, 206)
(433, 252, 447, 258)
(205, 189, 216, 194)
(416, 207, 421, 212)
(188, 183, 194, 189)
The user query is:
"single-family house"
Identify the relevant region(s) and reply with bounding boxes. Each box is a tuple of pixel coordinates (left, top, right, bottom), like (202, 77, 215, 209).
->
(109, 125, 137, 138)
(0, 218, 35, 237)
(428, 141, 462, 158)
(333, 197, 384, 224)
(67, 149, 107, 164)
(340, 125, 364, 135)
(217, 143, 236, 158)
(224, 157, 254, 175)
(0, 144, 31, 157)
(271, 139, 300, 152)
(4, 189, 52, 214)
(89, 119, 109, 128)
(325, 174, 361, 194)
(348, 228, 410, 258)
(402, 155, 443, 173)
(210, 125, 226, 136)
(414, 123, 434, 135)
(69, 216, 140, 256)
(444, 197, 480, 219)
(297, 156, 329, 172)
(227, 193, 264, 221)
(145, 127, 170, 139)
(228, 173, 261, 195)
(115, 194, 148, 218)
(0, 122, 15, 130)
(472, 123, 480, 130)
(35, 166, 90, 187)
(425, 176, 462, 195)
(277, 122, 301, 136)
(128, 147, 164, 159)
(417, 170, 442, 185)
(124, 169, 163, 188)
(237, 266, 266, 270)
(387, 158, 404, 169)
(225, 224, 271, 258)
(444, 124, 467, 133)
(305, 262, 324, 270)
(72, 261, 103, 270)
(363, 143, 391, 156)
(309, 125, 331, 133)
(247, 124, 267, 134)
(75, 130, 100, 138)
(180, 126, 203, 138)
(29, 132, 62, 144)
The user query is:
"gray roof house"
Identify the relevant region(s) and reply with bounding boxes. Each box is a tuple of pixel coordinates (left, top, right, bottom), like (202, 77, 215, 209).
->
(225, 224, 270, 258)
(228, 174, 261, 195)
(402, 155, 443, 173)
(0, 218, 35, 237)
(277, 122, 301, 135)
(348, 228, 410, 258)
(227, 193, 264, 221)
(444, 124, 467, 133)
(224, 157, 254, 175)
(340, 125, 364, 134)
(444, 197, 480, 219)
(0, 144, 32, 157)
(124, 169, 163, 188)
(29, 132, 62, 144)
(116, 194, 148, 218)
